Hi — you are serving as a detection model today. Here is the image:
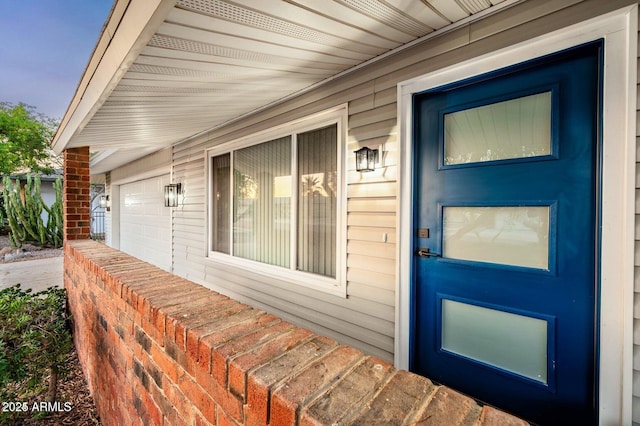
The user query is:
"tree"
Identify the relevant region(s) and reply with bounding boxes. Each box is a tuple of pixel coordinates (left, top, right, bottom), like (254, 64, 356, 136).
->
(0, 102, 60, 176)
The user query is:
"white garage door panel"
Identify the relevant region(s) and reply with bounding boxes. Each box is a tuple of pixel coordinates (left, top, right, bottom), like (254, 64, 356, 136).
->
(120, 175, 171, 271)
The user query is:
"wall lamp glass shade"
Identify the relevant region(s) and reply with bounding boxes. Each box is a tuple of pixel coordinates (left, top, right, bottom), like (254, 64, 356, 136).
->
(354, 147, 378, 172)
(164, 183, 181, 207)
(99, 195, 110, 210)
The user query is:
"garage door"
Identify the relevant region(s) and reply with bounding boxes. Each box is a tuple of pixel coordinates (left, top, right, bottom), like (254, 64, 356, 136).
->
(120, 175, 171, 271)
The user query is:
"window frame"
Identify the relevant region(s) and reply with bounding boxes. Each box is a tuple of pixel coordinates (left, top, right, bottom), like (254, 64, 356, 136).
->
(206, 105, 348, 296)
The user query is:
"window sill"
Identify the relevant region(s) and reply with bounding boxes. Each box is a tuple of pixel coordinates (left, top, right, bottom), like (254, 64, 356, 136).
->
(206, 251, 347, 298)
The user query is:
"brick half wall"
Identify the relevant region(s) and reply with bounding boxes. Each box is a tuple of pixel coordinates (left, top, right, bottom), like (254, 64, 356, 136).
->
(64, 240, 528, 426)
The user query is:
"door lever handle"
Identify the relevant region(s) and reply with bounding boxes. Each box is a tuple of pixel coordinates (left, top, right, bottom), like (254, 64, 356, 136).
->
(416, 248, 440, 258)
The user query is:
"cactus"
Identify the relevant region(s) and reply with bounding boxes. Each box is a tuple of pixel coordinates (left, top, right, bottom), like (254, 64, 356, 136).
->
(2, 175, 63, 248)
(0, 201, 5, 231)
(42, 177, 63, 247)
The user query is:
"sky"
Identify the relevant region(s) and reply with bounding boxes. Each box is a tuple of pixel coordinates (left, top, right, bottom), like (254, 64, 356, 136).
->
(0, 1, 114, 121)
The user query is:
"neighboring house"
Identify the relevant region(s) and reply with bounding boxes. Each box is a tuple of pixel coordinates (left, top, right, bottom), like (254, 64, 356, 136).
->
(51, 0, 638, 424)
(37, 174, 61, 223)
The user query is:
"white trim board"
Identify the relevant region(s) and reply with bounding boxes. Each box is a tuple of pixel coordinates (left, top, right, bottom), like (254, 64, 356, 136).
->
(396, 5, 637, 424)
(110, 165, 171, 186)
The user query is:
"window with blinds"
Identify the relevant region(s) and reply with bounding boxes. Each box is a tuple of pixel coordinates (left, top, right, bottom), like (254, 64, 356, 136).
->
(210, 123, 339, 281)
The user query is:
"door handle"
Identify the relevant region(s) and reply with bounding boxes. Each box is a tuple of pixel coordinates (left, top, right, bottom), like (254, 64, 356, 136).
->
(416, 248, 441, 258)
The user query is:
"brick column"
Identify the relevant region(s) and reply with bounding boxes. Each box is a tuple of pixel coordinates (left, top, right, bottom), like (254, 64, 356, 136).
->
(63, 147, 91, 241)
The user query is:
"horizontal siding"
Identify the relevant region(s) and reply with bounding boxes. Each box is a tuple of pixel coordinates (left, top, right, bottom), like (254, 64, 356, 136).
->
(167, 0, 637, 364)
(348, 226, 397, 243)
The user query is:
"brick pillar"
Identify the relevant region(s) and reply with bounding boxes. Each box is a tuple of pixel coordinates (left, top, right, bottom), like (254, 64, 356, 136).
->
(63, 147, 91, 241)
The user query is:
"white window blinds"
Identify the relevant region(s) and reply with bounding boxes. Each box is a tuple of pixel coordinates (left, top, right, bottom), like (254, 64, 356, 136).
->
(210, 124, 338, 279)
(233, 136, 291, 268)
(297, 125, 337, 277)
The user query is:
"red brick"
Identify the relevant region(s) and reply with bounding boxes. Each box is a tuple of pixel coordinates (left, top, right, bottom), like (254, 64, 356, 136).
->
(299, 356, 394, 426)
(479, 406, 529, 426)
(193, 365, 244, 423)
(124, 275, 176, 309)
(155, 291, 227, 338)
(195, 311, 278, 373)
(135, 276, 195, 304)
(175, 300, 243, 351)
(410, 386, 480, 426)
(247, 336, 337, 424)
(165, 383, 195, 423)
(66, 160, 83, 169)
(228, 327, 314, 400)
(144, 285, 219, 324)
(217, 408, 242, 426)
(178, 373, 216, 424)
(164, 337, 192, 375)
(270, 346, 363, 426)
(152, 287, 219, 322)
(166, 316, 179, 345)
(185, 306, 256, 372)
(141, 316, 163, 345)
(211, 321, 294, 388)
(350, 370, 436, 424)
(195, 412, 213, 426)
(150, 340, 179, 383)
(134, 381, 163, 426)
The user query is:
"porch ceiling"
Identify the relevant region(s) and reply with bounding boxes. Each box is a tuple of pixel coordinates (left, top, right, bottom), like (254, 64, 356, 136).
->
(52, 0, 522, 174)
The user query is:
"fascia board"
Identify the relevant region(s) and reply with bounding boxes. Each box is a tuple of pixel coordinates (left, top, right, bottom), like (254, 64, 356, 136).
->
(52, 0, 177, 154)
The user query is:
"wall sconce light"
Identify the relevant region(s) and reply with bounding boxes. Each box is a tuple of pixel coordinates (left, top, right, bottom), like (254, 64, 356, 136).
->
(99, 195, 110, 211)
(164, 183, 182, 207)
(354, 146, 379, 172)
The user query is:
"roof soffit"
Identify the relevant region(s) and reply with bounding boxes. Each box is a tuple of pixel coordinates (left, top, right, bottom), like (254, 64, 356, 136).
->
(53, 0, 523, 170)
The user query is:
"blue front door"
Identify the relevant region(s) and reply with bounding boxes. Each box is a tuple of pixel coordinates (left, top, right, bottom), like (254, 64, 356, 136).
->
(411, 42, 601, 425)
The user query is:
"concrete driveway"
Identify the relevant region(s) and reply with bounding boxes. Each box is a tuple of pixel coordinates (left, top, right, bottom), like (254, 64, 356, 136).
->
(0, 256, 63, 292)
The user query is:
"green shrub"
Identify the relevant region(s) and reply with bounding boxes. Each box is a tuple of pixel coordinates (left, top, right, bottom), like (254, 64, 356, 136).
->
(0, 284, 72, 422)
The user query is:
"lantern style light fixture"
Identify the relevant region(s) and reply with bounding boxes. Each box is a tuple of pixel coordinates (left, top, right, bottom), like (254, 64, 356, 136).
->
(164, 183, 182, 207)
(99, 195, 110, 211)
(354, 146, 379, 172)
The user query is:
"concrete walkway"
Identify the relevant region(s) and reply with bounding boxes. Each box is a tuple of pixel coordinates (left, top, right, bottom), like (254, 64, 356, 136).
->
(0, 256, 63, 292)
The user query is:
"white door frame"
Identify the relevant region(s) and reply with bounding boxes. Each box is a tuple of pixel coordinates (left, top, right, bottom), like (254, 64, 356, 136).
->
(396, 5, 637, 424)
